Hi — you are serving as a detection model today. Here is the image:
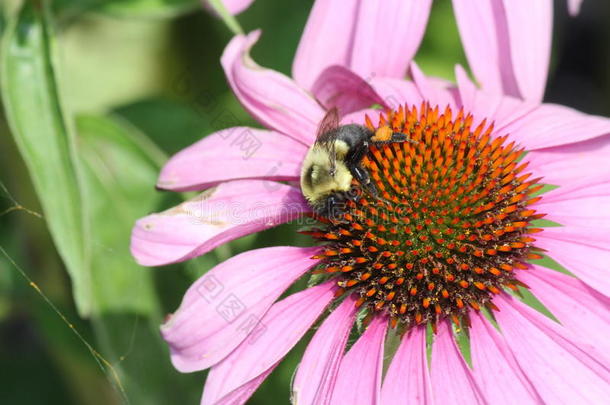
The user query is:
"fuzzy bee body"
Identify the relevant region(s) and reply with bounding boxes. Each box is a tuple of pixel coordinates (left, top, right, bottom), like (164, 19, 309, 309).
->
(300, 108, 407, 218)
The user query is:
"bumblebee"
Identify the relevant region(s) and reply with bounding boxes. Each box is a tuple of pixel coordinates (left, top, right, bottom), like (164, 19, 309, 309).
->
(300, 108, 408, 218)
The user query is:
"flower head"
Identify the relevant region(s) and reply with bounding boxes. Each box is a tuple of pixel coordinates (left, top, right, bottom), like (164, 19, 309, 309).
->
(131, 1, 610, 404)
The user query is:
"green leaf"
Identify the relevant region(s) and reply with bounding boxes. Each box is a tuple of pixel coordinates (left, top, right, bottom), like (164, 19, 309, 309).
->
(76, 114, 165, 314)
(207, 0, 243, 35)
(0, 1, 92, 315)
(94, 0, 200, 19)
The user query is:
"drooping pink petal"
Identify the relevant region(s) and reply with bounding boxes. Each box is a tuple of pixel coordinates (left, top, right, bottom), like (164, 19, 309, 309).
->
(381, 326, 432, 405)
(520, 265, 610, 354)
(535, 229, 610, 298)
(201, 282, 336, 405)
(130, 180, 308, 266)
(292, 0, 360, 90)
(292, 296, 358, 405)
(293, 0, 432, 90)
(452, 0, 552, 102)
(330, 316, 388, 405)
(494, 295, 610, 403)
(469, 313, 541, 404)
(311, 66, 385, 115)
(202, 0, 254, 15)
(527, 134, 610, 187)
(157, 127, 308, 191)
(568, 0, 584, 16)
(410, 62, 459, 110)
(369, 77, 423, 110)
(222, 31, 324, 144)
(431, 322, 486, 405)
(349, 0, 432, 79)
(161, 246, 319, 372)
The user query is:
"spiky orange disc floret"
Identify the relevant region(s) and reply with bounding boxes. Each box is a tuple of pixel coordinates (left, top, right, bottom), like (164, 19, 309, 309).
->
(309, 103, 545, 330)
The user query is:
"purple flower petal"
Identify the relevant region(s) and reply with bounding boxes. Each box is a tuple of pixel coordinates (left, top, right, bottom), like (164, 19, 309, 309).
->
(520, 265, 610, 354)
(568, 0, 584, 15)
(453, 0, 552, 102)
(381, 326, 432, 405)
(349, 0, 432, 79)
(156, 127, 307, 191)
(502, 102, 610, 150)
(161, 246, 319, 372)
(292, 0, 361, 90)
(312, 65, 385, 115)
(431, 322, 486, 404)
(410, 62, 459, 110)
(222, 31, 324, 144)
(470, 313, 542, 404)
(330, 316, 388, 405)
(369, 77, 423, 110)
(293, 0, 432, 89)
(495, 295, 610, 403)
(536, 228, 610, 298)
(292, 296, 358, 405)
(527, 134, 610, 188)
(201, 282, 336, 405)
(130, 180, 309, 266)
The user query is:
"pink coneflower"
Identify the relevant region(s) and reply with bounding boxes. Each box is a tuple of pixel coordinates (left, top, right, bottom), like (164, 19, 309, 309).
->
(131, 1, 610, 404)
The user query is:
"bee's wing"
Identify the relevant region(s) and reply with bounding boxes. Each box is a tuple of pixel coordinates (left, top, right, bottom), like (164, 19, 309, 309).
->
(315, 107, 341, 173)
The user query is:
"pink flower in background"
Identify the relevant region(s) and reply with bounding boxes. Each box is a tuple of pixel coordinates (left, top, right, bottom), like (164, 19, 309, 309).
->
(131, 1, 610, 404)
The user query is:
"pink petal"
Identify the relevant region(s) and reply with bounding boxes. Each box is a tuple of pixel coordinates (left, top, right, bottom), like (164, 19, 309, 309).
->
(157, 127, 307, 191)
(410, 62, 459, 110)
(381, 326, 432, 405)
(452, 0, 552, 102)
(502, 102, 610, 151)
(311, 66, 385, 115)
(455, 65, 538, 132)
(330, 316, 388, 405)
(292, 0, 360, 90)
(201, 282, 336, 405)
(349, 0, 432, 79)
(222, 31, 324, 144)
(520, 265, 610, 354)
(495, 295, 610, 403)
(161, 246, 319, 372)
(527, 134, 610, 188)
(156, 127, 308, 191)
(469, 313, 541, 404)
(368, 77, 423, 111)
(202, 0, 254, 15)
(293, 0, 432, 90)
(431, 322, 486, 405)
(130, 180, 308, 266)
(501, 0, 553, 102)
(535, 229, 610, 298)
(292, 296, 358, 405)
(536, 183, 610, 228)
(568, 0, 584, 16)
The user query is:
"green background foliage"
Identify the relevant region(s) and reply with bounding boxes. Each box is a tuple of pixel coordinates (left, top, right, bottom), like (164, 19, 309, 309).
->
(0, 0, 609, 404)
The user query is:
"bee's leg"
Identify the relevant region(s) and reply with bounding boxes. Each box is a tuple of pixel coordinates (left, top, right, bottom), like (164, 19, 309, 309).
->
(351, 165, 378, 198)
(316, 194, 348, 222)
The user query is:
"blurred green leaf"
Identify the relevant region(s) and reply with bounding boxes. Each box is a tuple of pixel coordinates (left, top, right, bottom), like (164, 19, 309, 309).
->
(76, 114, 165, 313)
(0, 1, 92, 314)
(95, 0, 199, 19)
(207, 0, 243, 35)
